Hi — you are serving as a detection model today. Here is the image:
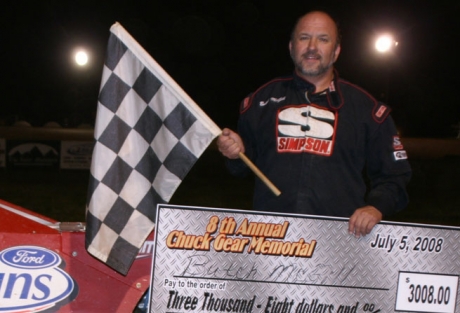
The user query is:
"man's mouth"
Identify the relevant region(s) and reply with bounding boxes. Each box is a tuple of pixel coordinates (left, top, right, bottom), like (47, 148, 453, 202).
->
(303, 53, 320, 61)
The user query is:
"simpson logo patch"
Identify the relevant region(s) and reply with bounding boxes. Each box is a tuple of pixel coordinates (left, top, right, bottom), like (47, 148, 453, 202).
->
(277, 105, 336, 156)
(393, 136, 404, 150)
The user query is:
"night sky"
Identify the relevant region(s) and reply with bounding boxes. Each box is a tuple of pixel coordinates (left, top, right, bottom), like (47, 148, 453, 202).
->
(1, 1, 459, 137)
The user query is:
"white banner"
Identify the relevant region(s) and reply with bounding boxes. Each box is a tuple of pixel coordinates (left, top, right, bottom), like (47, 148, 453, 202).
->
(60, 141, 93, 169)
(149, 204, 460, 313)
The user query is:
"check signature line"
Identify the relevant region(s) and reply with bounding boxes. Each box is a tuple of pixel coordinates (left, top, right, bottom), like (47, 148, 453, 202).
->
(175, 275, 389, 291)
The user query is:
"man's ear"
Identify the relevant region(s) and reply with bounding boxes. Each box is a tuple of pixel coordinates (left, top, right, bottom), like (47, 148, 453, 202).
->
(334, 44, 341, 62)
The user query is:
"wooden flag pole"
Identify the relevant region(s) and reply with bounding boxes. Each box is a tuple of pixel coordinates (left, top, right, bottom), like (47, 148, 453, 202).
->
(238, 152, 281, 196)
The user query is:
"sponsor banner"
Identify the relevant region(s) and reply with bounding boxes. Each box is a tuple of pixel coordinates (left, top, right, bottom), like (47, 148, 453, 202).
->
(0, 200, 153, 312)
(149, 204, 460, 313)
(7, 140, 60, 168)
(60, 141, 93, 169)
(0, 245, 77, 312)
(0, 138, 5, 168)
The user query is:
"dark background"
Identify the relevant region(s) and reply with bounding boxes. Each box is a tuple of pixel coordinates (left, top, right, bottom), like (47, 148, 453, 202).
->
(1, 1, 459, 137)
(0, 1, 459, 228)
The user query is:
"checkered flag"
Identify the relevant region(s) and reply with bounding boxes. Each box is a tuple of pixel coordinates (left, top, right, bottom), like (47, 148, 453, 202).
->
(85, 22, 221, 275)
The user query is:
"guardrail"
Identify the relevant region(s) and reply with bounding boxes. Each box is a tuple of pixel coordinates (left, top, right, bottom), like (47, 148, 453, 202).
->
(0, 126, 94, 141)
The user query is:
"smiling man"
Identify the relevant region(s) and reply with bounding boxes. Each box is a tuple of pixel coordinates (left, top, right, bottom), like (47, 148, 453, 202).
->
(217, 11, 412, 238)
(289, 11, 340, 90)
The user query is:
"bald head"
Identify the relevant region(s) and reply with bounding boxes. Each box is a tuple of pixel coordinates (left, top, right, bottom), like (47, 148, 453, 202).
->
(291, 11, 341, 48)
(288, 10, 342, 88)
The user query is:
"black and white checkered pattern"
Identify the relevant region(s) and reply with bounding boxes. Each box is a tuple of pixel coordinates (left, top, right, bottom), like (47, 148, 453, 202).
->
(85, 23, 220, 275)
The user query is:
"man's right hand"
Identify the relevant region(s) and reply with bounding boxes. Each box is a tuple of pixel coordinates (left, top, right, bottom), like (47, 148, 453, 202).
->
(217, 128, 245, 159)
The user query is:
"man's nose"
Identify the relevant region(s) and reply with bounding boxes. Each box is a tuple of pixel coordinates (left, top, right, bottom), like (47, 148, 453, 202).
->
(307, 38, 318, 50)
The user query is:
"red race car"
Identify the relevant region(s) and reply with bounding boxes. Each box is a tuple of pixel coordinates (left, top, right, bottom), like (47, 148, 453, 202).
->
(0, 199, 152, 313)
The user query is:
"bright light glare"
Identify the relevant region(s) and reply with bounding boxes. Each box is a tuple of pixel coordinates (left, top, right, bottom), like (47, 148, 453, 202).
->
(375, 35, 396, 53)
(75, 50, 89, 66)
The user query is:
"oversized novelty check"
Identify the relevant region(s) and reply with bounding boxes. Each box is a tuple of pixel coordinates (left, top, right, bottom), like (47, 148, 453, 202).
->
(148, 204, 460, 313)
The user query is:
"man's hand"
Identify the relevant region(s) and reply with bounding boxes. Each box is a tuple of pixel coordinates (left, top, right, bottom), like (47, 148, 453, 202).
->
(348, 205, 382, 238)
(217, 128, 245, 159)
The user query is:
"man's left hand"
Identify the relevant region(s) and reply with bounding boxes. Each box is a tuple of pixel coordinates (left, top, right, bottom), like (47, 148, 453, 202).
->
(348, 206, 382, 238)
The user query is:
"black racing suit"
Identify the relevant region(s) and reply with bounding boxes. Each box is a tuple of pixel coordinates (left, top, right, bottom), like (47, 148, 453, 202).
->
(226, 72, 412, 218)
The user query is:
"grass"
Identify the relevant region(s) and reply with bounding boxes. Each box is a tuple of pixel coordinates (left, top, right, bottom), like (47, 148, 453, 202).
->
(0, 149, 459, 227)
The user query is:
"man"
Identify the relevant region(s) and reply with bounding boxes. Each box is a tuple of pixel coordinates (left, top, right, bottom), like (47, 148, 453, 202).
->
(217, 11, 412, 238)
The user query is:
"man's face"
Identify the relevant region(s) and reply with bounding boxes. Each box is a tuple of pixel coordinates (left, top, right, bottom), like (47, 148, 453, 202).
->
(289, 12, 341, 80)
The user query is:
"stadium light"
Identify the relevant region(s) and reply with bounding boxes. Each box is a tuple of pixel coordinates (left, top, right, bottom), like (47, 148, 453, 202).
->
(74, 49, 89, 66)
(375, 34, 398, 53)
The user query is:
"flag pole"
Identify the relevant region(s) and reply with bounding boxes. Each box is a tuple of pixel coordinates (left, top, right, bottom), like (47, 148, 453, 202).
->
(238, 152, 281, 196)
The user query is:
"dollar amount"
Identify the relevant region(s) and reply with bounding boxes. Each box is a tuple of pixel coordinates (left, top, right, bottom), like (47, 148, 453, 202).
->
(396, 272, 458, 313)
(408, 284, 451, 305)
